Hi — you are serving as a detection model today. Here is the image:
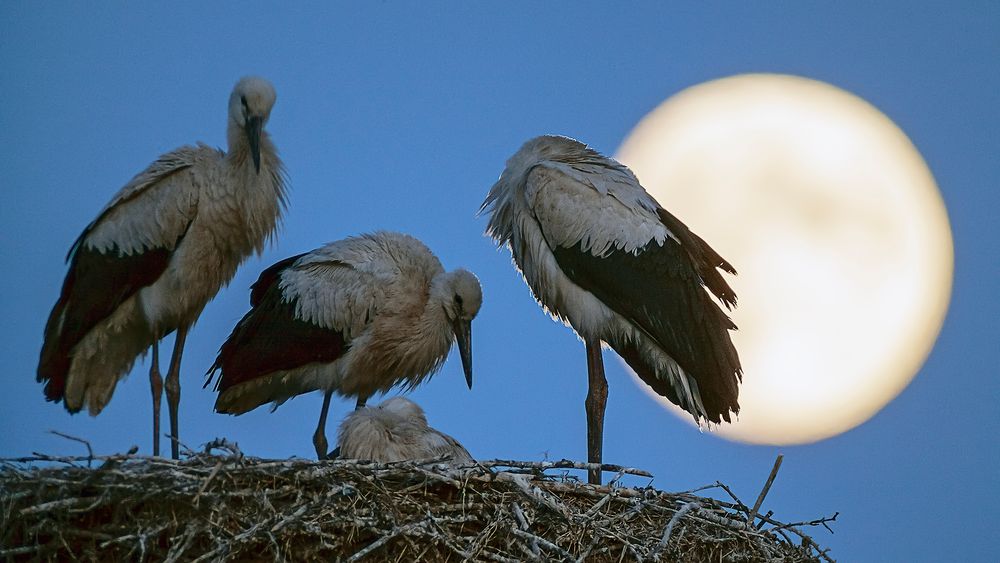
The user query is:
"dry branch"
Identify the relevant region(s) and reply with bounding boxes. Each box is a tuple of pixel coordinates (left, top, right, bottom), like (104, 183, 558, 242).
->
(1, 450, 835, 562)
(749, 454, 784, 526)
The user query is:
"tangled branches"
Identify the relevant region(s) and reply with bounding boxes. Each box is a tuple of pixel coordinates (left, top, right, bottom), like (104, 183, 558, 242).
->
(1, 446, 835, 562)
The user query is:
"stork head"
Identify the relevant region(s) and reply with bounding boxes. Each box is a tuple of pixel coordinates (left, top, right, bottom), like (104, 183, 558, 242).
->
(228, 76, 277, 173)
(434, 269, 482, 390)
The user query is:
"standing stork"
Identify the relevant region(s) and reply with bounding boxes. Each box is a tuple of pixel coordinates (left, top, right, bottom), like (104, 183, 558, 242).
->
(481, 135, 741, 484)
(207, 231, 482, 459)
(38, 76, 287, 459)
(336, 397, 474, 464)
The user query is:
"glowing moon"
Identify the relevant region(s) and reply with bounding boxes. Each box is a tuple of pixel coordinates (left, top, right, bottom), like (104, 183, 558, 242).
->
(616, 74, 953, 445)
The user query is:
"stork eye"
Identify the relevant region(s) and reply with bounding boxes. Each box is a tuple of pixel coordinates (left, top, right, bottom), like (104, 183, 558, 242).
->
(240, 95, 248, 109)
(454, 294, 464, 307)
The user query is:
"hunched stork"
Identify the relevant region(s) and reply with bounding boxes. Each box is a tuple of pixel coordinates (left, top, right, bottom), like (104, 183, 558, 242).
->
(481, 135, 741, 484)
(38, 76, 286, 459)
(336, 397, 474, 464)
(207, 231, 482, 459)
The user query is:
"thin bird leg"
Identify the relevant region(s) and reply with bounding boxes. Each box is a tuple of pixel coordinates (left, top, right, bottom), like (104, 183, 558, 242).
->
(149, 341, 162, 457)
(355, 396, 368, 410)
(585, 337, 608, 485)
(164, 325, 189, 460)
(313, 389, 334, 459)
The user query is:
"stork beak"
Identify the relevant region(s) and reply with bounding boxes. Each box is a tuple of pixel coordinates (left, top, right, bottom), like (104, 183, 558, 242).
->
(244, 115, 263, 174)
(452, 318, 473, 389)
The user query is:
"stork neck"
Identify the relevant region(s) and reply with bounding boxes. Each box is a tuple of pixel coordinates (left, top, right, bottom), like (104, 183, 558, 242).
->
(226, 120, 245, 153)
(225, 120, 275, 176)
(225, 122, 253, 172)
(418, 276, 457, 352)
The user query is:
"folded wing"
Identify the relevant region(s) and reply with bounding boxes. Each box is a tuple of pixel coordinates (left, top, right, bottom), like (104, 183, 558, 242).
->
(210, 248, 384, 414)
(38, 147, 205, 406)
(529, 161, 741, 422)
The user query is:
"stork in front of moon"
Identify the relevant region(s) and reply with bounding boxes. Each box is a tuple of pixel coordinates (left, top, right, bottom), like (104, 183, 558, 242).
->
(37, 76, 286, 459)
(207, 231, 482, 459)
(481, 135, 741, 484)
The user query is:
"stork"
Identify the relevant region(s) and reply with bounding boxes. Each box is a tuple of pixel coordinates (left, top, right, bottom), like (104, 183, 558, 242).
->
(207, 231, 483, 459)
(481, 135, 741, 484)
(336, 397, 473, 464)
(37, 76, 286, 459)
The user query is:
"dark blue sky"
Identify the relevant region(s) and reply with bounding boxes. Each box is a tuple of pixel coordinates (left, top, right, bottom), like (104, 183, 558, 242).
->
(2, 4, 997, 561)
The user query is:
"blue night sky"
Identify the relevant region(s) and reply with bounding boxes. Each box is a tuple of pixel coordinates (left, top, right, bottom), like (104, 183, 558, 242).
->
(2, 4, 997, 561)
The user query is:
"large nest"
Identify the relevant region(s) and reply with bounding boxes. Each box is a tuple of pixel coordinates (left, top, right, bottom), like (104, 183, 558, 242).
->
(2, 440, 835, 562)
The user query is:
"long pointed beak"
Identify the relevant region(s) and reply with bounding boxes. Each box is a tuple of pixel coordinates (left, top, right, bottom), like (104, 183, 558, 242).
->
(452, 318, 473, 389)
(244, 115, 263, 174)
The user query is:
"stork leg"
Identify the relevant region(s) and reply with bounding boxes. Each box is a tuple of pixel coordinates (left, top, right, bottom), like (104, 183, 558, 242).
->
(313, 390, 334, 459)
(164, 325, 189, 460)
(149, 341, 163, 457)
(585, 337, 608, 485)
(314, 396, 368, 460)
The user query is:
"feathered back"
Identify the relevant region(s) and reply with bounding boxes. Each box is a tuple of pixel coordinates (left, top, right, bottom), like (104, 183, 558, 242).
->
(337, 397, 473, 463)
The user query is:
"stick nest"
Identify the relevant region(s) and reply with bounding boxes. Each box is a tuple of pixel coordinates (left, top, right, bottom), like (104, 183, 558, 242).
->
(1, 442, 835, 562)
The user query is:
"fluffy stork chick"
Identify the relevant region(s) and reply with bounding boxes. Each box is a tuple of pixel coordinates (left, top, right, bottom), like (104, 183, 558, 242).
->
(208, 231, 483, 459)
(481, 135, 741, 484)
(336, 397, 474, 464)
(37, 76, 286, 459)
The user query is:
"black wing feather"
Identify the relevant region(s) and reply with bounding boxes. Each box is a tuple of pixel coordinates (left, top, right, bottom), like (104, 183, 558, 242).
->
(551, 239, 741, 422)
(209, 260, 347, 409)
(38, 245, 173, 405)
(657, 207, 737, 309)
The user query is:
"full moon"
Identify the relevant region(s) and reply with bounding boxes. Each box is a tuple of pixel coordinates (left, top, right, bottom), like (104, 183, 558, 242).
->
(616, 74, 953, 445)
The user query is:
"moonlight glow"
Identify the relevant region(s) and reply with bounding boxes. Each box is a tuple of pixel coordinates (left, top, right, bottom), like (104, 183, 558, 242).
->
(616, 74, 953, 445)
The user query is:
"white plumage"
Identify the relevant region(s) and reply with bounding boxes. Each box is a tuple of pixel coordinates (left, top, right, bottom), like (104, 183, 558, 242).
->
(336, 397, 473, 464)
(481, 135, 741, 484)
(209, 231, 483, 459)
(38, 76, 287, 459)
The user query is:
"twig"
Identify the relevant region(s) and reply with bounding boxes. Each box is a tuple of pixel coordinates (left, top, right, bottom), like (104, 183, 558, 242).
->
(270, 503, 309, 532)
(0, 546, 41, 557)
(343, 520, 425, 563)
(653, 501, 701, 559)
(168, 434, 196, 458)
(193, 461, 225, 506)
(511, 528, 574, 562)
(164, 521, 200, 563)
(496, 472, 569, 518)
(771, 512, 839, 533)
(606, 469, 627, 488)
(713, 481, 751, 515)
(748, 454, 783, 526)
(202, 438, 243, 459)
(688, 508, 753, 531)
(511, 502, 540, 558)
(49, 430, 94, 467)
(481, 459, 653, 478)
(19, 496, 89, 516)
(580, 490, 615, 521)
